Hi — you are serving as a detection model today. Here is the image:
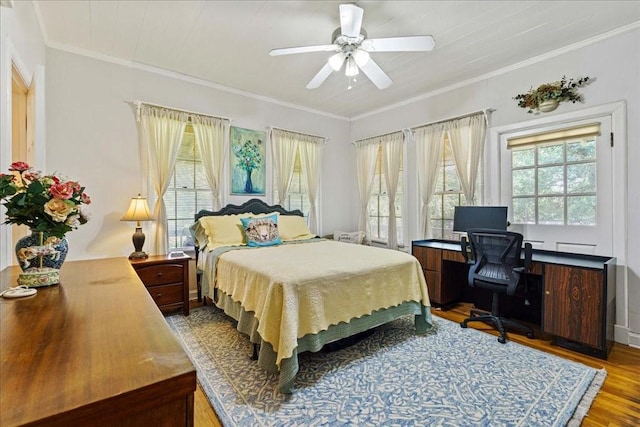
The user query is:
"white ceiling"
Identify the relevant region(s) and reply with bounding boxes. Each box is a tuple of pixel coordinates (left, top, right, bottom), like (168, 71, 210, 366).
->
(33, 1, 640, 119)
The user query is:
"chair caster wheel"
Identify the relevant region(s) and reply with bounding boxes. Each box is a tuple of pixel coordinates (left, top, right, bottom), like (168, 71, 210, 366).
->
(460, 322, 467, 328)
(526, 332, 534, 339)
(498, 336, 506, 344)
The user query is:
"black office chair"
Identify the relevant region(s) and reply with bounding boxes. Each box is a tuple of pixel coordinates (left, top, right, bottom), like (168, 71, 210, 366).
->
(460, 228, 534, 344)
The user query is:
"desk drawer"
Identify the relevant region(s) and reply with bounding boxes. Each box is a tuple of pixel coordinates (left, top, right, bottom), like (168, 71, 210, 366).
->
(147, 283, 184, 306)
(442, 249, 466, 263)
(135, 264, 184, 286)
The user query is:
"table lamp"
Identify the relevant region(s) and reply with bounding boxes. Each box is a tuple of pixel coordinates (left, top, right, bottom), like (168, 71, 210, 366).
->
(121, 194, 154, 259)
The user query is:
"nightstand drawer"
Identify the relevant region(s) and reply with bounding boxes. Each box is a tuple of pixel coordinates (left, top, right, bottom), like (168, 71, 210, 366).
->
(135, 264, 184, 286)
(147, 283, 184, 306)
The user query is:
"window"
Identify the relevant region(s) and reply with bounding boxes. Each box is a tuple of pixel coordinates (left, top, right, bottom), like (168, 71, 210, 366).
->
(510, 135, 597, 225)
(368, 145, 404, 245)
(429, 138, 467, 240)
(273, 149, 309, 216)
(164, 125, 213, 249)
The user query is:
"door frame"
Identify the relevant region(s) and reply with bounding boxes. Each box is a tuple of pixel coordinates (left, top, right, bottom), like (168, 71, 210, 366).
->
(488, 101, 628, 343)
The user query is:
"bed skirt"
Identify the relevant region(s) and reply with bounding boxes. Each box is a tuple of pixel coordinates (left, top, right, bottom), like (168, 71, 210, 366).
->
(215, 291, 433, 393)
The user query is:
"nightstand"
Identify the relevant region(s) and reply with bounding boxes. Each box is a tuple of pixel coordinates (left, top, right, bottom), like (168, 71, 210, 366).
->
(130, 254, 191, 316)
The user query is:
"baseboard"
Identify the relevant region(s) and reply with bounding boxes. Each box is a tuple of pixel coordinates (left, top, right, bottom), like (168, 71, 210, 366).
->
(614, 324, 630, 345)
(628, 331, 640, 349)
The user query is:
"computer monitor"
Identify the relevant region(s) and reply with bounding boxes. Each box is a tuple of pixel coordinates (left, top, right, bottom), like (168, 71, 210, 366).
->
(453, 206, 508, 232)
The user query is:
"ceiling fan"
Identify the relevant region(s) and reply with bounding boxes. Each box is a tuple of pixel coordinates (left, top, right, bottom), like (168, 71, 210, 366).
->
(269, 3, 435, 90)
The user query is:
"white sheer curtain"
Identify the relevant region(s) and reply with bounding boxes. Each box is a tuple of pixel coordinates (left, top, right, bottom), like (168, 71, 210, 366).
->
(447, 113, 487, 204)
(139, 105, 188, 254)
(382, 132, 404, 249)
(191, 115, 230, 210)
(414, 123, 446, 238)
(269, 128, 299, 205)
(298, 135, 325, 234)
(354, 139, 379, 238)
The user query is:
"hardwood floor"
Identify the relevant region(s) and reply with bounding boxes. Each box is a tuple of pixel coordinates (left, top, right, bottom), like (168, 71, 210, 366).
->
(192, 303, 640, 426)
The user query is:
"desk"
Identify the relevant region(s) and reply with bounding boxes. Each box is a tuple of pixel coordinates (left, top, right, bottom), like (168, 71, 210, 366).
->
(0, 258, 196, 426)
(412, 239, 616, 359)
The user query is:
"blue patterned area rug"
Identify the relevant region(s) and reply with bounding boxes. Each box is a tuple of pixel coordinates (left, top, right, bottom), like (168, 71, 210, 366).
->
(166, 306, 605, 426)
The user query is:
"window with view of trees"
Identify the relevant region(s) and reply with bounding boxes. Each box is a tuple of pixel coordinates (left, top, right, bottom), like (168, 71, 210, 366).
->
(164, 125, 213, 249)
(273, 149, 309, 216)
(368, 145, 404, 245)
(511, 136, 597, 225)
(429, 138, 467, 240)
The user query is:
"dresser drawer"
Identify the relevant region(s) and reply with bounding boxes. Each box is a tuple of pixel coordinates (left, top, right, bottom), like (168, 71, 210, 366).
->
(135, 264, 184, 286)
(147, 283, 184, 306)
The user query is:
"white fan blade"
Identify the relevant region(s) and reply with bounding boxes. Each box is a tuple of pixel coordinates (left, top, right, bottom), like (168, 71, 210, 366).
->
(306, 63, 334, 89)
(339, 4, 364, 38)
(359, 58, 393, 89)
(362, 35, 435, 52)
(270, 44, 340, 56)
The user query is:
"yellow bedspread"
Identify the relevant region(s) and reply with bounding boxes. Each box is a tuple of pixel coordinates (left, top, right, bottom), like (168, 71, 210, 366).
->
(213, 240, 431, 366)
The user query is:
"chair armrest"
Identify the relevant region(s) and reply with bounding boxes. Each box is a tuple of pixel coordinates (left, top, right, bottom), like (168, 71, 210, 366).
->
(523, 242, 533, 271)
(461, 236, 470, 263)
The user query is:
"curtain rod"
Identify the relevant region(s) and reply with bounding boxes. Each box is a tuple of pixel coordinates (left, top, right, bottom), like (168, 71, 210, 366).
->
(130, 100, 232, 122)
(267, 125, 328, 142)
(410, 108, 495, 131)
(353, 129, 407, 145)
(352, 108, 494, 145)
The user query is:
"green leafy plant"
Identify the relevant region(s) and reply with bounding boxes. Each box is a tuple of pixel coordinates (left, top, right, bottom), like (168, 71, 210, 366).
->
(0, 162, 91, 238)
(514, 76, 591, 113)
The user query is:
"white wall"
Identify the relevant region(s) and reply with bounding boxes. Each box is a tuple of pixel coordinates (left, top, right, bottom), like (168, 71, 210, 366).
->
(351, 28, 640, 345)
(2, 1, 638, 346)
(0, 1, 47, 270)
(44, 49, 352, 261)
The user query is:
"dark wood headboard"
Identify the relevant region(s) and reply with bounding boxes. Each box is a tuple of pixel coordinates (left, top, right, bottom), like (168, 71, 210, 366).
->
(194, 198, 303, 221)
(192, 199, 304, 303)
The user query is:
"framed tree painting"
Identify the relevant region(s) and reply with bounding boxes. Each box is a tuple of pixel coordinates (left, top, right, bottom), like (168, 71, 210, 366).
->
(230, 126, 266, 195)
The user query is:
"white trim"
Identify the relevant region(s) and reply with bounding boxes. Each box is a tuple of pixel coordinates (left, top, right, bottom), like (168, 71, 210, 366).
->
(0, 39, 42, 269)
(628, 330, 640, 348)
(489, 101, 628, 344)
(0, 36, 12, 269)
(30, 64, 46, 170)
(44, 41, 350, 122)
(352, 22, 640, 121)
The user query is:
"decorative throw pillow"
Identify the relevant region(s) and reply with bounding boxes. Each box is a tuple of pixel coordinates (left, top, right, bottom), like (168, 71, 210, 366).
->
(240, 214, 282, 247)
(333, 230, 366, 245)
(278, 215, 315, 241)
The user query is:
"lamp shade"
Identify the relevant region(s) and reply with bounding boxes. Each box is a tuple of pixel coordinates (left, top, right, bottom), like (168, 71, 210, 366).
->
(120, 194, 154, 222)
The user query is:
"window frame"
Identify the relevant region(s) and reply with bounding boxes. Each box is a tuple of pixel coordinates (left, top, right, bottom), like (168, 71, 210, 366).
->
(428, 134, 479, 240)
(510, 135, 598, 227)
(367, 144, 405, 247)
(164, 124, 214, 251)
(272, 147, 311, 217)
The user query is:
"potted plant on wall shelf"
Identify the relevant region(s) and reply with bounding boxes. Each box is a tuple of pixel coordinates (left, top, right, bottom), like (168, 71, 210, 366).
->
(514, 75, 591, 114)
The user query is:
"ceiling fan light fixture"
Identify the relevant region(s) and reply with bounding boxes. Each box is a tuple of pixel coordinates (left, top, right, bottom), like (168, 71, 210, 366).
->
(345, 56, 359, 77)
(273, 4, 434, 90)
(354, 49, 370, 67)
(328, 52, 345, 71)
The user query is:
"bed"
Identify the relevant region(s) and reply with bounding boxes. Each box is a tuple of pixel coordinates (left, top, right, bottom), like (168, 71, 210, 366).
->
(191, 199, 433, 393)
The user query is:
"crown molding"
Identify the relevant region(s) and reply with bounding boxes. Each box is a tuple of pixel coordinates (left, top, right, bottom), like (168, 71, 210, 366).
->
(352, 21, 640, 121)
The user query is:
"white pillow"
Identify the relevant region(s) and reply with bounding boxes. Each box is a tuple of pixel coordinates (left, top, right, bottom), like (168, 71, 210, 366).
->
(333, 230, 366, 245)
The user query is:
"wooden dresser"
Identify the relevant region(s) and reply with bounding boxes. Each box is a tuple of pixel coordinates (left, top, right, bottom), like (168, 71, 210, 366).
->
(0, 257, 196, 426)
